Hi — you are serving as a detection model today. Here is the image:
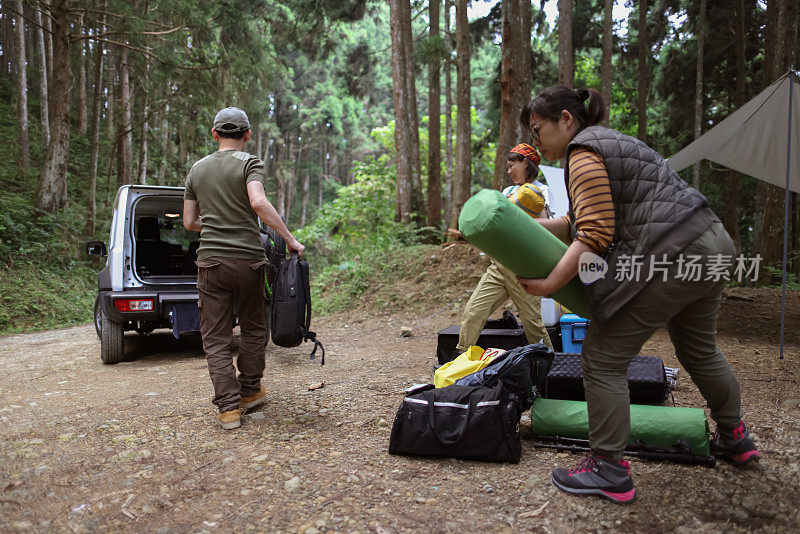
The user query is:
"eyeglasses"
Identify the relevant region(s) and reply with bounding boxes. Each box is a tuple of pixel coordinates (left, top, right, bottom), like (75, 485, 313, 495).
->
(528, 123, 542, 143)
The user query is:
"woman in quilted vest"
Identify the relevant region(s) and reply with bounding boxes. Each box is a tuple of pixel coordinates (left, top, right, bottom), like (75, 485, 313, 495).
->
(517, 86, 758, 504)
(448, 144, 555, 354)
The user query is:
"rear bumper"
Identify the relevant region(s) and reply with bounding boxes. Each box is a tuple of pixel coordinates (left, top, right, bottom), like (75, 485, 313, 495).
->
(99, 290, 199, 323)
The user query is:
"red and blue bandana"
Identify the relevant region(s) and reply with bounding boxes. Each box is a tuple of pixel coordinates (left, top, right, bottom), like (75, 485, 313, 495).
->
(509, 143, 541, 165)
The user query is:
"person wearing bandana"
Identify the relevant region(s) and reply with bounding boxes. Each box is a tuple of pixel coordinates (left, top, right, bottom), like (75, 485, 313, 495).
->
(450, 143, 555, 353)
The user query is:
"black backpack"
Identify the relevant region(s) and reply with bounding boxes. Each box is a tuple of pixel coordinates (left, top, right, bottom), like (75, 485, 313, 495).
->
(454, 343, 554, 410)
(270, 252, 325, 364)
(483, 310, 522, 330)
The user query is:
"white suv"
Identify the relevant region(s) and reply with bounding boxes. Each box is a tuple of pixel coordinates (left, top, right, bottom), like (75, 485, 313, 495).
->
(88, 185, 284, 364)
(87, 185, 202, 363)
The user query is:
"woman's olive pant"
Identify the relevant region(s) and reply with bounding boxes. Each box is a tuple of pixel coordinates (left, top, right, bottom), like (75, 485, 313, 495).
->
(582, 221, 743, 460)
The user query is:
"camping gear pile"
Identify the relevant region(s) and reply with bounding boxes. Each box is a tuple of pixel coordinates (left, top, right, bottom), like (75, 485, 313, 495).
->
(390, 186, 724, 466)
(390, 310, 711, 466)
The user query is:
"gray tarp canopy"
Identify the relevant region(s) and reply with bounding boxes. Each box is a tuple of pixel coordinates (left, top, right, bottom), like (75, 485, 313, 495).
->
(668, 70, 799, 358)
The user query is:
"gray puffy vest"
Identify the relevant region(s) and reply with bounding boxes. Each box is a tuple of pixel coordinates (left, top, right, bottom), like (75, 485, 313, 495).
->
(565, 126, 717, 323)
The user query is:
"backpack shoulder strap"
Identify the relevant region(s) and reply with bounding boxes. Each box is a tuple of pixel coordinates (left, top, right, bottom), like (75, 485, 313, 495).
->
(299, 257, 311, 333)
(296, 255, 325, 365)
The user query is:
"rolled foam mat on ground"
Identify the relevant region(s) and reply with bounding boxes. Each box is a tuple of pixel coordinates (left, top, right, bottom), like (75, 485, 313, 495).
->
(458, 189, 592, 319)
(530, 398, 711, 457)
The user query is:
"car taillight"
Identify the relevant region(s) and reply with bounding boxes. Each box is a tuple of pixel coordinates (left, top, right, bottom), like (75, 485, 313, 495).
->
(113, 299, 154, 312)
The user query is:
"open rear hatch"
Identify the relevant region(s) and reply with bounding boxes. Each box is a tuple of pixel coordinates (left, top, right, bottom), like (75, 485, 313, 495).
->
(131, 195, 199, 285)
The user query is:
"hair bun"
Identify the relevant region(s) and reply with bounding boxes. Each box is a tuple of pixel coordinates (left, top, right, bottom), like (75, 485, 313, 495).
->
(575, 88, 590, 102)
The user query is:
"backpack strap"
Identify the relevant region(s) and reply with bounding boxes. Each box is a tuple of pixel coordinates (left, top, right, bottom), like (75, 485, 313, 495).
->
(299, 256, 312, 335)
(304, 330, 325, 365)
(296, 254, 325, 365)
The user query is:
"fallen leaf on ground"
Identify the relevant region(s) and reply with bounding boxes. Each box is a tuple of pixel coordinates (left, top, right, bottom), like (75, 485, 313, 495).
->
(121, 494, 136, 519)
(308, 382, 324, 390)
(3, 480, 24, 491)
(518, 501, 548, 518)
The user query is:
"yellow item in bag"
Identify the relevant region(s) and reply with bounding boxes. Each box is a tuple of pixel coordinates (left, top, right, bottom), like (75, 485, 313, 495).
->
(434, 346, 506, 388)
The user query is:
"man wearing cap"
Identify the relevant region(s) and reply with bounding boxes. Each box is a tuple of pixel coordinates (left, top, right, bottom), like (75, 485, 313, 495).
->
(452, 143, 555, 353)
(183, 106, 305, 429)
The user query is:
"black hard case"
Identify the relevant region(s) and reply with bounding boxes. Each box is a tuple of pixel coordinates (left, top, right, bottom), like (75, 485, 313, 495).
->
(545, 353, 668, 405)
(436, 325, 528, 364)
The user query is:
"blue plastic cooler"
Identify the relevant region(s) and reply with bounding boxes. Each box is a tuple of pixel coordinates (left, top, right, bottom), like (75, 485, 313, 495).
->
(560, 313, 590, 353)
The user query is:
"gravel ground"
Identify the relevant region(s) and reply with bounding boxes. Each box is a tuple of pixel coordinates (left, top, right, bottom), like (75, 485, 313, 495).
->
(1, 277, 799, 532)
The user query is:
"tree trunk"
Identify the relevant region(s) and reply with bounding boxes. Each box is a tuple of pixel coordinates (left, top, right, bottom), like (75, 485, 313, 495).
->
(137, 101, 149, 185)
(176, 127, 186, 176)
(125, 67, 134, 181)
(35, 0, 70, 214)
(35, 7, 49, 147)
(331, 152, 339, 184)
(136, 60, 150, 185)
(600, 0, 613, 127)
(557, 0, 573, 89)
(287, 146, 301, 221)
(276, 136, 290, 215)
(763, 0, 776, 89)
(14, 0, 29, 172)
(1, 6, 7, 76)
(493, 0, 532, 189)
(636, 0, 648, 142)
(401, 0, 423, 217)
(318, 163, 324, 208)
(427, 0, 442, 228)
(450, 0, 471, 229)
(158, 110, 169, 185)
(724, 0, 746, 255)
(86, 8, 105, 235)
(25, 3, 33, 69)
(444, 0, 454, 228)
(78, 38, 87, 135)
(301, 172, 310, 226)
(116, 48, 132, 186)
(692, 0, 706, 189)
(754, 0, 798, 281)
(106, 49, 115, 141)
(44, 6, 52, 83)
(4, 4, 15, 77)
(389, 0, 414, 223)
(263, 138, 271, 177)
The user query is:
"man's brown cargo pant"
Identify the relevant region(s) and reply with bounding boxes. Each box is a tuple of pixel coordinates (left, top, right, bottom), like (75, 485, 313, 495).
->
(196, 256, 268, 412)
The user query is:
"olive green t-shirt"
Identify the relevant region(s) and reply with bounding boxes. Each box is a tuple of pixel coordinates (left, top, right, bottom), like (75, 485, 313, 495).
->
(184, 150, 267, 260)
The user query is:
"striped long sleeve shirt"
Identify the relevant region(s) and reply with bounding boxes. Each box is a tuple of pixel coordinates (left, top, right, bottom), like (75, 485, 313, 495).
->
(563, 148, 615, 254)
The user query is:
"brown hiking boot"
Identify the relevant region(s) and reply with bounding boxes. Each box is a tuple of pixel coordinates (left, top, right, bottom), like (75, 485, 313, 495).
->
(241, 387, 267, 410)
(217, 408, 241, 430)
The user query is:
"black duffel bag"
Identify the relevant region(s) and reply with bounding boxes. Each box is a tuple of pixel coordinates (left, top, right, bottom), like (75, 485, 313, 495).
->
(388, 382, 522, 463)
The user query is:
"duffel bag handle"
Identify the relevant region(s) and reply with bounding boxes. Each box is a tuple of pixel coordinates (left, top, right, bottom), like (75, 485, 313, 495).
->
(427, 394, 476, 446)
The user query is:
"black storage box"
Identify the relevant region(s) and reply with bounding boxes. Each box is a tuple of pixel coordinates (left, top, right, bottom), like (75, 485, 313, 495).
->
(436, 325, 527, 364)
(545, 353, 668, 405)
(546, 325, 562, 353)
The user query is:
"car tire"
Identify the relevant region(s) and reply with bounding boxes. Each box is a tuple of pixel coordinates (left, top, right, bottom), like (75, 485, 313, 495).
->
(100, 308, 124, 364)
(94, 297, 102, 339)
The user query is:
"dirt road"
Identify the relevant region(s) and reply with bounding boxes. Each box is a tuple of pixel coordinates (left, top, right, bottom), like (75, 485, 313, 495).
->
(1, 294, 800, 533)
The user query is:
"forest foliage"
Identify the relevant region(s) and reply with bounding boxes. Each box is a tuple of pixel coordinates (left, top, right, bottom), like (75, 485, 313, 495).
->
(0, 0, 798, 332)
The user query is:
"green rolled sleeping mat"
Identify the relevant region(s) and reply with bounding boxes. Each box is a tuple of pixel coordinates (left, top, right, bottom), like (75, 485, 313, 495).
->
(458, 189, 592, 319)
(530, 398, 711, 457)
